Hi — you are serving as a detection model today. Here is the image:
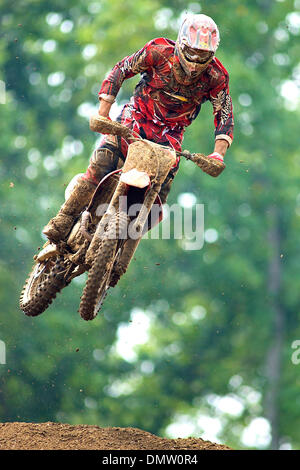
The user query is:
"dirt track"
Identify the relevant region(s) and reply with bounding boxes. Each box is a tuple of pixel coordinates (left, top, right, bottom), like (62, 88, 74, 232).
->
(0, 422, 231, 450)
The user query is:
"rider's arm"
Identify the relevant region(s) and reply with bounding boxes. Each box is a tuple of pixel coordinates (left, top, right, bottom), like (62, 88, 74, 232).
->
(209, 65, 234, 158)
(98, 39, 159, 113)
(214, 138, 229, 158)
(98, 95, 114, 117)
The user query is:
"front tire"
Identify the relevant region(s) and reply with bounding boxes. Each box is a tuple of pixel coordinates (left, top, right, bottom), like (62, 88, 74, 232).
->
(79, 211, 129, 321)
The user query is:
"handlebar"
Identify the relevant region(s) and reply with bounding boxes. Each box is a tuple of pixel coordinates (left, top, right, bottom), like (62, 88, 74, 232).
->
(89, 115, 225, 177)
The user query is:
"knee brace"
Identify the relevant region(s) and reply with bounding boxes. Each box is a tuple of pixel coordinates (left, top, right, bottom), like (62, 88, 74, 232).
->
(84, 147, 119, 184)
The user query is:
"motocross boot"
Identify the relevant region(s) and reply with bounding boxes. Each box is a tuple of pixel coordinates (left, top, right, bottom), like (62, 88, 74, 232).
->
(43, 147, 118, 242)
(42, 177, 96, 242)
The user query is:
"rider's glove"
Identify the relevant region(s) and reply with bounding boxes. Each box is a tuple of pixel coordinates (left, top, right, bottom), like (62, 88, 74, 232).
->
(90, 115, 132, 139)
(207, 152, 224, 163)
(192, 152, 225, 178)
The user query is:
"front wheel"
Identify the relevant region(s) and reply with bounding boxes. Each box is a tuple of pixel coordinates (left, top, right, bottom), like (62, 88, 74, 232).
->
(79, 211, 129, 321)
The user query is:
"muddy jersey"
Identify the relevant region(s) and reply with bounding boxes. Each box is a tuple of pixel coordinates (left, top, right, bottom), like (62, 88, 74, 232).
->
(99, 37, 234, 156)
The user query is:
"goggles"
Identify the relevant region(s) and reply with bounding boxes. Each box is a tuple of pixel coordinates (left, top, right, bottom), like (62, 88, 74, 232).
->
(182, 45, 213, 64)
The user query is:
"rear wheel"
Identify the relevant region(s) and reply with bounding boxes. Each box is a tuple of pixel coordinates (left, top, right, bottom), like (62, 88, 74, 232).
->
(20, 256, 72, 317)
(79, 211, 129, 320)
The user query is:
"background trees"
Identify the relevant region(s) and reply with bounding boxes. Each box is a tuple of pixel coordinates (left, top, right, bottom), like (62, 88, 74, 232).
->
(0, 0, 300, 450)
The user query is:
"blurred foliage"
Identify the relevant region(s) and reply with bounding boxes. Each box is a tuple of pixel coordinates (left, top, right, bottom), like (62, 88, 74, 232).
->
(0, 0, 300, 450)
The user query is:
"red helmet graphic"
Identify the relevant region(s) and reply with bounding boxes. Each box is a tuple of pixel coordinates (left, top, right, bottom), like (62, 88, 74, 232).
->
(175, 14, 220, 77)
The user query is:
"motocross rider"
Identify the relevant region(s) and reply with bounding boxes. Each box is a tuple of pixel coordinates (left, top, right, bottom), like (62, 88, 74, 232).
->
(43, 13, 234, 242)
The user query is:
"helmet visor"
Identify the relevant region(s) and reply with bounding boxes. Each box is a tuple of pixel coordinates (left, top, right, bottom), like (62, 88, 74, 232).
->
(182, 45, 213, 64)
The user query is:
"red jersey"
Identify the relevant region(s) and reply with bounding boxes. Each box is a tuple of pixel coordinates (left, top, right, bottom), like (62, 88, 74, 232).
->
(99, 37, 234, 158)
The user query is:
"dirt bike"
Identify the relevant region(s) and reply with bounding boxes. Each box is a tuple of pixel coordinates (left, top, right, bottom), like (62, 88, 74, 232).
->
(19, 116, 225, 321)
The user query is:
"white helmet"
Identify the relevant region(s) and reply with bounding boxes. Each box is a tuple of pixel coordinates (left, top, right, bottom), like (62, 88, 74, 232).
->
(175, 14, 220, 76)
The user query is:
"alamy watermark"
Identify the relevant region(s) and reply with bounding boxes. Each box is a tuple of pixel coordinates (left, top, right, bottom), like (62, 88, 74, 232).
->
(0, 340, 6, 365)
(291, 340, 300, 365)
(0, 80, 5, 104)
(94, 199, 205, 250)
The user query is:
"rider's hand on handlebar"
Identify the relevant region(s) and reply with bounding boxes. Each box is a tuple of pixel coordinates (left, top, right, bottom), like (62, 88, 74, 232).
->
(192, 152, 225, 178)
(198, 138, 228, 177)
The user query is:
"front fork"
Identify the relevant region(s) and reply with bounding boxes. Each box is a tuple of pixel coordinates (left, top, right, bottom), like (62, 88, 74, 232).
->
(109, 182, 161, 286)
(130, 182, 161, 235)
(85, 181, 161, 267)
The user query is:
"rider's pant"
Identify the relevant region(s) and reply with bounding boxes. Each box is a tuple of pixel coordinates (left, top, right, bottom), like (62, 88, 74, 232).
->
(82, 144, 122, 186)
(82, 143, 179, 205)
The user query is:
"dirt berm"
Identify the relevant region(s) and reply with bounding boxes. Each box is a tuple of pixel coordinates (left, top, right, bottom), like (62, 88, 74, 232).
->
(0, 422, 231, 450)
